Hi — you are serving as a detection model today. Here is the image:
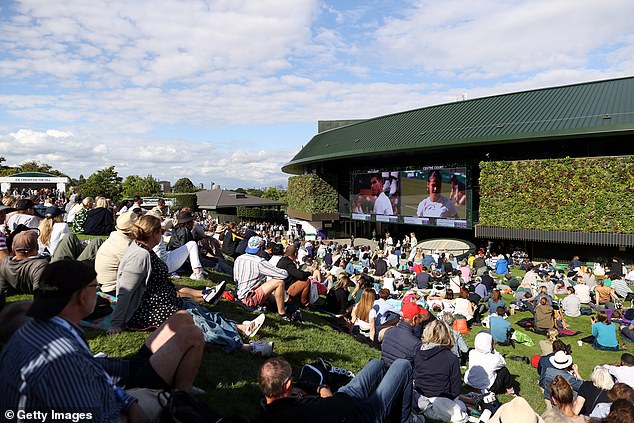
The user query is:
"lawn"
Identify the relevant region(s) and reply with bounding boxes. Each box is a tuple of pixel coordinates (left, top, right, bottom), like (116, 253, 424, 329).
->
(4, 266, 627, 419)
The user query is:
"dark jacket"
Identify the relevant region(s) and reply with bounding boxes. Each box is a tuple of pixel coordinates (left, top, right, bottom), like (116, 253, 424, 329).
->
(221, 230, 241, 257)
(381, 321, 421, 368)
(260, 393, 361, 423)
(167, 225, 194, 251)
(373, 258, 388, 277)
(276, 256, 311, 286)
(325, 288, 351, 315)
(414, 346, 461, 399)
(83, 208, 115, 236)
(416, 272, 431, 289)
(235, 230, 256, 256)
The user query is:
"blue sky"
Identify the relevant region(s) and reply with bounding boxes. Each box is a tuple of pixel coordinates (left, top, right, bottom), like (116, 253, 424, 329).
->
(1, 0, 633, 189)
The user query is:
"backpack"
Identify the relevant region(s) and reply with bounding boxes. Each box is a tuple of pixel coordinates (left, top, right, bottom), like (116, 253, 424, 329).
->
(158, 390, 250, 423)
(295, 358, 355, 394)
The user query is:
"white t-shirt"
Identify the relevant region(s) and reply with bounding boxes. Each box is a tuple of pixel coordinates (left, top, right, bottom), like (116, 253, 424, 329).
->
(574, 284, 591, 304)
(38, 222, 71, 255)
(561, 294, 581, 317)
(373, 192, 393, 215)
(604, 365, 634, 388)
(416, 196, 458, 218)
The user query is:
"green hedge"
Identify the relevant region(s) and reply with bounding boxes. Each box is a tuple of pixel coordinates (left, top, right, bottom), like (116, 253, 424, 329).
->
(479, 156, 634, 232)
(163, 193, 197, 210)
(287, 174, 338, 214)
(236, 206, 285, 221)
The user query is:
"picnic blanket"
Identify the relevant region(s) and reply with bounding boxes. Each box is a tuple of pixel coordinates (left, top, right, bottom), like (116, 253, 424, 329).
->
(80, 292, 116, 330)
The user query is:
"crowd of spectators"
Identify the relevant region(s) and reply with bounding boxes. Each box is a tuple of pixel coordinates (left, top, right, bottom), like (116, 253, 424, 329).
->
(1, 188, 634, 422)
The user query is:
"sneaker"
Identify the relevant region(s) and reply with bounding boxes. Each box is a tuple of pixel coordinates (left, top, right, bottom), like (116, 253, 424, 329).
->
(243, 314, 266, 338)
(202, 281, 226, 304)
(505, 387, 516, 396)
(250, 341, 273, 357)
(190, 272, 206, 281)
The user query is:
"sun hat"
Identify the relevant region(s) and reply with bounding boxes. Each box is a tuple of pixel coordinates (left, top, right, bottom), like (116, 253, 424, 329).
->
(246, 236, 264, 254)
(44, 206, 64, 219)
(115, 209, 140, 232)
(488, 396, 545, 423)
(176, 210, 195, 224)
(215, 225, 225, 234)
(549, 350, 573, 369)
(27, 260, 97, 320)
(401, 301, 428, 319)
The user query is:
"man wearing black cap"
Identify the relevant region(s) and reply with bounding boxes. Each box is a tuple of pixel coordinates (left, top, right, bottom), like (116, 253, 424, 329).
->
(0, 260, 205, 422)
(6, 198, 40, 231)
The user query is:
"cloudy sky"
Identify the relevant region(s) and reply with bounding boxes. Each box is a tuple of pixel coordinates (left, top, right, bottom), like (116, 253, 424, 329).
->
(1, 0, 633, 189)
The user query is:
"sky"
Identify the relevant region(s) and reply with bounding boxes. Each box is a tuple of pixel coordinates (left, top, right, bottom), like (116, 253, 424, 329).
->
(1, 0, 633, 189)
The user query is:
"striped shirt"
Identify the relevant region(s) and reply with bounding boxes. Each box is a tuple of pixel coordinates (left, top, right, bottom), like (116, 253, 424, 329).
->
(0, 231, 6, 252)
(610, 278, 632, 298)
(0, 319, 135, 422)
(234, 253, 288, 299)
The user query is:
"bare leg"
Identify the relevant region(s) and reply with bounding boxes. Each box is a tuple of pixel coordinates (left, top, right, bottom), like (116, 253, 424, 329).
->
(258, 279, 286, 315)
(176, 286, 204, 303)
(147, 318, 204, 391)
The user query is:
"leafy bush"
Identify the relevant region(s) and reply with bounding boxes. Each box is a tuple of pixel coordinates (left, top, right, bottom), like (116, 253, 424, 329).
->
(479, 156, 634, 232)
(236, 206, 285, 221)
(287, 174, 338, 214)
(163, 193, 197, 210)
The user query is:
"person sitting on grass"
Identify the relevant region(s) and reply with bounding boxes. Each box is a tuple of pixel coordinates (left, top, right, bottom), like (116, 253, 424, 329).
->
(453, 287, 475, 323)
(234, 235, 290, 319)
(413, 320, 466, 421)
(542, 350, 583, 402)
(83, 197, 115, 236)
(602, 353, 634, 389)
(350, 288, 376, 341)
(542, 375, 586, 423)
(591, 311, 620, 351)
(490, 306, 513, 346)
(37, 206, 70, 256)
(324, 274, 355, 317)
(369, 288, 401, 343)
(381, 301, 427, 368)
(540, 328, 560, 355)
(0, 260, 205, 423)
(538, 340, 571, 387)
(464, 331, 515, 395)
(590, 383, 634, 421)
(487, 289, 506, 315)
(534, 296, 555, 334)
(574, 365, 614, 418)
(440, 312, 469, 365)
(592, 279, 617, 311)
(561, 286, 582, 317)
(258, 356, 413, 423)
(110, 215, 271, 356)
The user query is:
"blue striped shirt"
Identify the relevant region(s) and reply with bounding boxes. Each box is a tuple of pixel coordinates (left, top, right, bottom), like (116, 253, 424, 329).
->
(0, 319, 135, 422)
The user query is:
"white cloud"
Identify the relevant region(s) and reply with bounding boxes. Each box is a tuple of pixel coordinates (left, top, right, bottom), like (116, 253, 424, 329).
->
(1, 129, 296, 188)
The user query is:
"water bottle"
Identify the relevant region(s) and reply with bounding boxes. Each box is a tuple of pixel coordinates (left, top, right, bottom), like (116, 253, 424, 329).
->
(479, 409, 492, 422)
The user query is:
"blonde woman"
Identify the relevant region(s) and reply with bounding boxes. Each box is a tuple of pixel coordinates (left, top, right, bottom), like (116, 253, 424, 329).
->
(71, 196, 93, 233)
(350, 288, 375, 338)
(540, 328, 560, 355)
(574, 366, 613, 417)
(37, 206, 70, 255)
(83, 197, 115, 235)
(413, 320, 467, 419)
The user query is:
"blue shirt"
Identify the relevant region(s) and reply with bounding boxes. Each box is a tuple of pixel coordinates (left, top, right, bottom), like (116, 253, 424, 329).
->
(592, 322, 619, 348)
(489, 315, 511, 344)
(487, 298, 507, 314)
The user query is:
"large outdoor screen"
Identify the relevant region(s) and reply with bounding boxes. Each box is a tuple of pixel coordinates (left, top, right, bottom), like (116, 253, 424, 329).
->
(350, 166, 469, 228)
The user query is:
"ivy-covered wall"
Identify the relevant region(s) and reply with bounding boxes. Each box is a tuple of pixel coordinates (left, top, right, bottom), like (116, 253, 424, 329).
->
(163, 193, 197, 210)
(287, 174, 338, 214)
(236, 206, 285, 221)
(479, 156, 634, 232)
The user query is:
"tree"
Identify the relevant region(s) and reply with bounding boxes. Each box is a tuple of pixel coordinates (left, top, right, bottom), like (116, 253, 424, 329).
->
(261, 186, 287, 206)
(122, 175, 161, 198)
(81, 166, 123, 202)
(246, 188, 263, 197)
(173, 177, 197, 193)
(0, 159, 66, 177)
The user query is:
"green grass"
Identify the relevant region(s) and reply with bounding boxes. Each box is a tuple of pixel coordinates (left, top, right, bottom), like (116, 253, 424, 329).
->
(4, 266, 627, 418)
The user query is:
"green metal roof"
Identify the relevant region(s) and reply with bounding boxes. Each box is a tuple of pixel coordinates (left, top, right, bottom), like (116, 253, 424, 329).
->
(9, 172, 60, 178)
(283, 76, 634, 174)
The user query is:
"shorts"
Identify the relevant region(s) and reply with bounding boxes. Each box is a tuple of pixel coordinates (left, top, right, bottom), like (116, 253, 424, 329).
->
(243, 287, 267, 307)
(126, 345, 170, 391)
